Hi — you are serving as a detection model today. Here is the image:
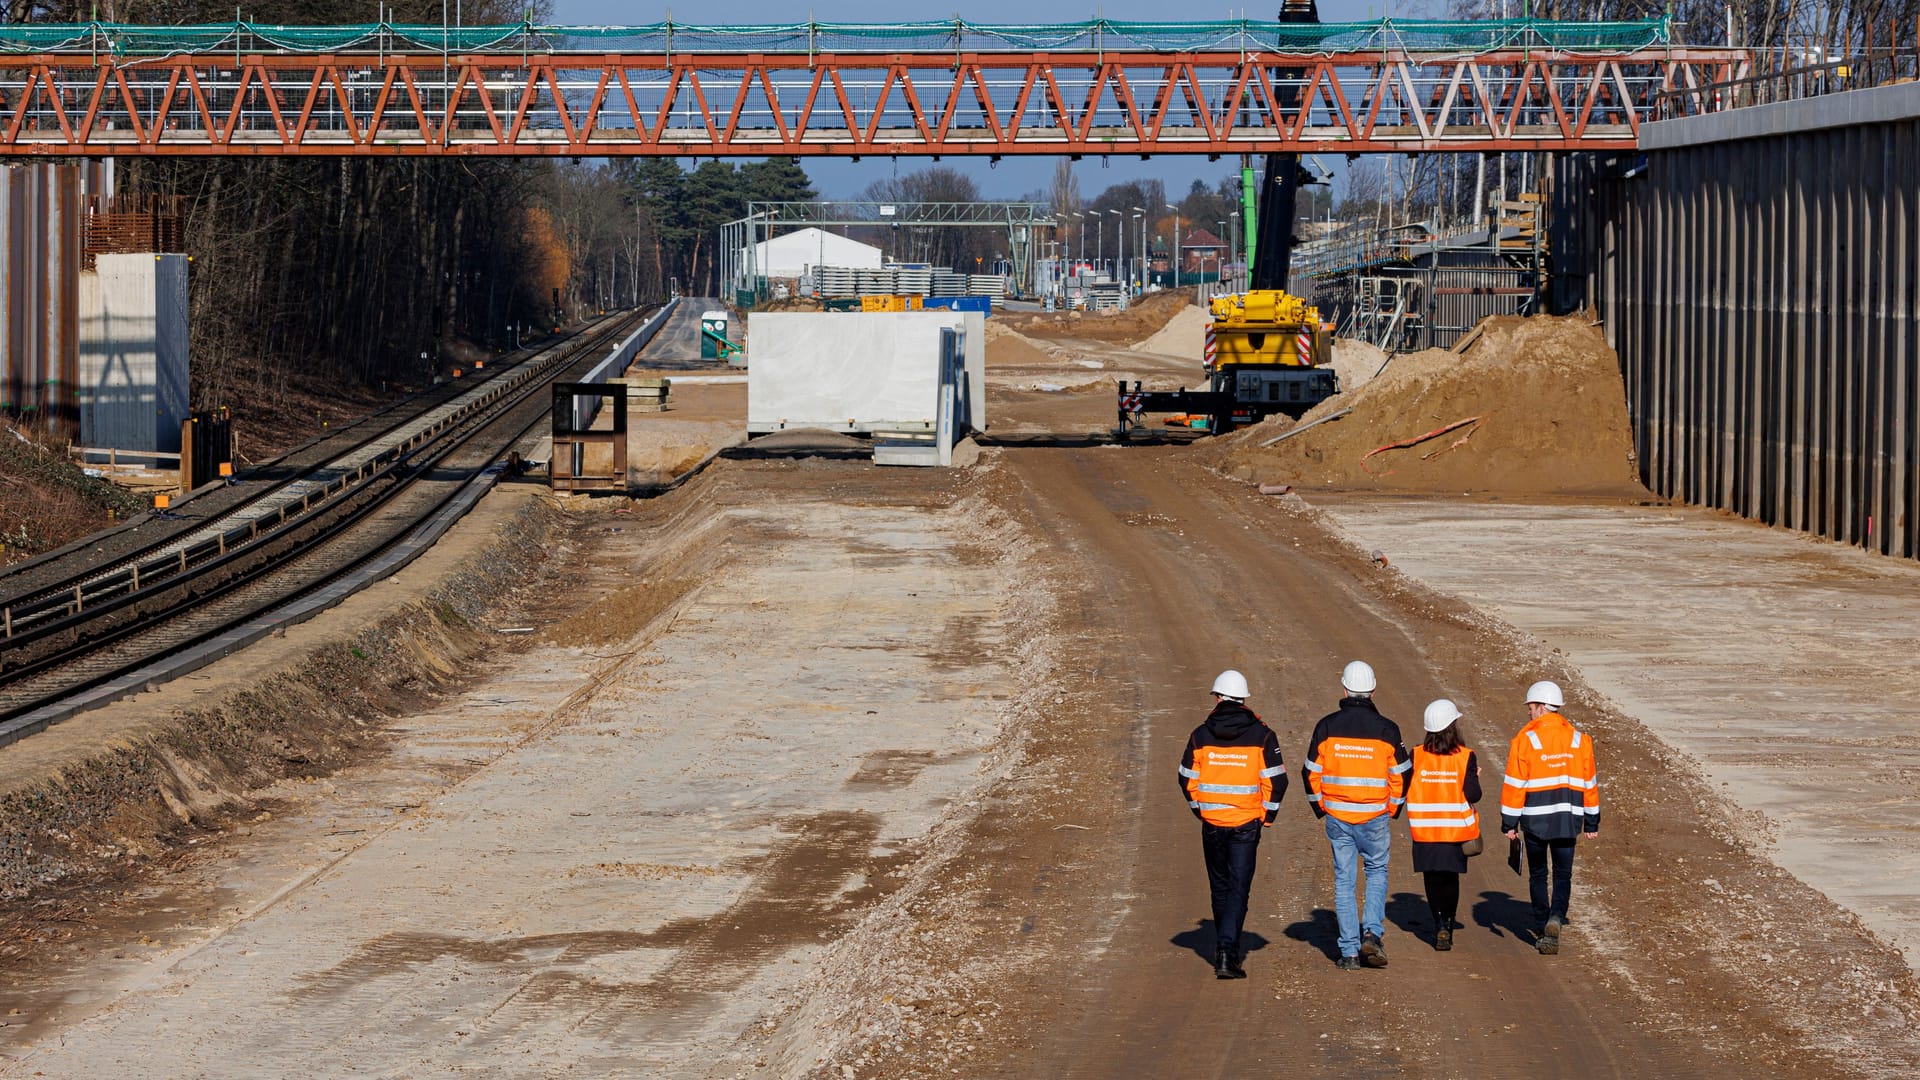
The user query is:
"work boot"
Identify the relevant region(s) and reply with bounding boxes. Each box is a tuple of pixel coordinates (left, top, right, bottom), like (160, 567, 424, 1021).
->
(1336, 955, 1361, 970)
(1214, 949, 1234, 979)
(1224, 952, 1247, 979)
(1537, 917, 1562, 956)
(1360, 933, 1389, 968)
(1434, 925, 1453, 952)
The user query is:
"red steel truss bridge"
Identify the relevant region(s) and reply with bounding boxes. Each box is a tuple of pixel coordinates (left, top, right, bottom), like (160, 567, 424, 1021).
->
(0, 18, 1751, 158)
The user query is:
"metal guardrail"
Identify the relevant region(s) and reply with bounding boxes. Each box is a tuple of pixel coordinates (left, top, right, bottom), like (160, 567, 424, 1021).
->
(0, 320, 627, 648)
(1652, 46, 1920, 119)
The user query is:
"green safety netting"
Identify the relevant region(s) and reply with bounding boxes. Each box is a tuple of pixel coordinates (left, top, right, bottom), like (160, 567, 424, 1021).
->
(0, 17, 1673, 58)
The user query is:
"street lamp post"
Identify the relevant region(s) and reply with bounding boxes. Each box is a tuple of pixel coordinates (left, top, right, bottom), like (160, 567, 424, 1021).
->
(1106, 208, 1123, 282)
(1165, 203, 1182, 289)
(1121, 206, 1136, 294)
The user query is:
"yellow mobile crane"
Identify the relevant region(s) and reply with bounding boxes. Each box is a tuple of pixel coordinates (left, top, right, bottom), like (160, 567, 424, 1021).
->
(1119, 0, 1337, 435)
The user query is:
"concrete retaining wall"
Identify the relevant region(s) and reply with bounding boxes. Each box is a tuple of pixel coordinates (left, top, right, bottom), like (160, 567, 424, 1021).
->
(1554, 84, 1920, 560)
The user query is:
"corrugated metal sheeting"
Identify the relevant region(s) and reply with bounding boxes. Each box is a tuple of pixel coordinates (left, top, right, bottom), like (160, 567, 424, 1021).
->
(78, 254, 190, 453)
(1554, 106, 1920, 560)
(1, 165, 80, 433)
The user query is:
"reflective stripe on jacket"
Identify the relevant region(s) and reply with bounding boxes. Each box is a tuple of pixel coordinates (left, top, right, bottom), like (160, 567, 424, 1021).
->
(1407, 745, 1480, 843)
(1179, 701, 1287, 828)
(1499, 712, 1599, 840)
(1302, 696, 1411, 824)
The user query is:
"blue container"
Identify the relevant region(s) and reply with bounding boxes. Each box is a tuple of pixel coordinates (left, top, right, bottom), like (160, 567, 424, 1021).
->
(922, 296, 992, 315)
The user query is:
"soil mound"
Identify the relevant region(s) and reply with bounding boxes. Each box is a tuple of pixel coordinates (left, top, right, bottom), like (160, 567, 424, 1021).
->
(1330, 339, 1389, 392)
(1130, 304, 1209, 360)
(984, 319, 1060, 368)
(1218, 314, 1645, 497)
(1003, 289, 1195, 343)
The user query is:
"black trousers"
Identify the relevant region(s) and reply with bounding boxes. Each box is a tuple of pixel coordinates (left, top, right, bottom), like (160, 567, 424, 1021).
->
(1201, 819, 1263, 956)
(1422, 871, 1461, 926)
(1524, 833, 1578, 925)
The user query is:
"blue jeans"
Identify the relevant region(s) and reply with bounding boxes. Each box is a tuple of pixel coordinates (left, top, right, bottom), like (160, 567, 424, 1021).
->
(1324, 814, 1391, 957)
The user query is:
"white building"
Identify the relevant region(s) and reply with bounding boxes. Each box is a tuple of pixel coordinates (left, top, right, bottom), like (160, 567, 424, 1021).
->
(744, 227, 882, 280)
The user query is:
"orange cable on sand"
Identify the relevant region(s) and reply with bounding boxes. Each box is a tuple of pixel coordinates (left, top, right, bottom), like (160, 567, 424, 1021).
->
(1360, 416, 1483, 476)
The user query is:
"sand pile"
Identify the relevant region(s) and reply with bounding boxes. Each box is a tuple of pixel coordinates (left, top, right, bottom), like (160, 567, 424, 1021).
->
(984, 319, 1060, 368)
(1330, 339, 1389, 392)
(1219, 314, 1645, 497)
(1131, 304, 1209, 360)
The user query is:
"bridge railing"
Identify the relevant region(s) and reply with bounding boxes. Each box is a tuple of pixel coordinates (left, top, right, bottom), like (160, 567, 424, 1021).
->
(1653, 42, 1919, 119)
(0, 18, 1675, 58)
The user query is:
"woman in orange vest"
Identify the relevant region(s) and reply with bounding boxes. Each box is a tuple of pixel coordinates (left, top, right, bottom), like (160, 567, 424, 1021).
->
(1407, 699, 1483, 951)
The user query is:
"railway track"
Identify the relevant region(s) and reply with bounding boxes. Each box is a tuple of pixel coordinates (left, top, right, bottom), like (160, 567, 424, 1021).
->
(0, 304, 665, 746)
(0, 325, 585, 606)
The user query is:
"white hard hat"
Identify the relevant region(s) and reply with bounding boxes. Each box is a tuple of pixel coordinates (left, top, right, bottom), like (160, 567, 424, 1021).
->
(1212, 670, 1251, 700)
(1525, 680, 1565, 709)
(1341, 660, 1377, 695)
(1423, 699, 1463, 733)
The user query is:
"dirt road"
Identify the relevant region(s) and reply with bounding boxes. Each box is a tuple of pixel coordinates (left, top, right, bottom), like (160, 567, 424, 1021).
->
(5, 429, 1916, 1075)
(844, 446, 1915, 1079)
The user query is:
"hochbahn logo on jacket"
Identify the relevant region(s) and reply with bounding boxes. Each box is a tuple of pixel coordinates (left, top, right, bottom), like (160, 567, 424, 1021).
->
(1179, 702, 1287, 828)
(1302, 696, 1412, 824)
(1499, 711, 1600, 840)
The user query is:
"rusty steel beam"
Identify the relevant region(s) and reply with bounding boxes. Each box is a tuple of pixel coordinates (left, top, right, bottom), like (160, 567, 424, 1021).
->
(0, 48, 1752, 157)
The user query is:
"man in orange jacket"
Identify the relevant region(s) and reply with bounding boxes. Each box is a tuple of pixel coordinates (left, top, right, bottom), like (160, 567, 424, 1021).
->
(1179, 670, 1287, 979)
(1302, 660, 1410, 970)
(1500, 680, 1600, 955)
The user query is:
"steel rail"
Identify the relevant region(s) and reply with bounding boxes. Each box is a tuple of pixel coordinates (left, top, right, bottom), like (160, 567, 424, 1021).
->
(0, 307, 655, 738)
(0, 327, 597, 645)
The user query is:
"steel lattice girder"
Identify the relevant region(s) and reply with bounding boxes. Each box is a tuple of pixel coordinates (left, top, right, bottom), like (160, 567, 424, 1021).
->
(744, 201, 1055, 226)
(0, 48, 1750, 156)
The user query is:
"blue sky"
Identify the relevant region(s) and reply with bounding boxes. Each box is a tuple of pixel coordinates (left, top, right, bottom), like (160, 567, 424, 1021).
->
(549, 0, 1411, 200)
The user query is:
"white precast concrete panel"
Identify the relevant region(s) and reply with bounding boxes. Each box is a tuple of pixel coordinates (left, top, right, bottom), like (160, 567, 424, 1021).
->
(958, 310, 986, 432)
(750, 312, 969, 434)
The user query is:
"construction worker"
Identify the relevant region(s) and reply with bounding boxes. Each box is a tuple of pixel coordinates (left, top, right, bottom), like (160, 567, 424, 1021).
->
(1178, 670, 1287, 979)
(1407, 699, 1483, 951)
(1303, 660, 1410, 970)
(1500, 680, 1600, 955)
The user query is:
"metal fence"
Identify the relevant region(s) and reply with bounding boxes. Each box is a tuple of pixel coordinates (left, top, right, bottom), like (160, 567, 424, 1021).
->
(1553, 90, 1920, 560)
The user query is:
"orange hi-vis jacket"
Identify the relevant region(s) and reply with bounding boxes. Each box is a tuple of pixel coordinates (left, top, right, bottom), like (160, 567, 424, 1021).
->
(1406, 745, 1480, 843)
(1500, 711, 1600, 841)
(1302, 696, 1411, 824)
(1179, 701, 1288, 828)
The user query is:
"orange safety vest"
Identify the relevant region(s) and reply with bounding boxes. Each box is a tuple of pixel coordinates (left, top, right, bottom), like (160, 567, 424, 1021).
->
(1186, 744, 1278, 828)
(1406, 745, 1479, 843)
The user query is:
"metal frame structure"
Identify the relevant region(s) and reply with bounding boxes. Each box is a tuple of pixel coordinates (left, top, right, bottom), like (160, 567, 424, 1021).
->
(0, 21, 1749, 157)
(724, 200, 1056, 298)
